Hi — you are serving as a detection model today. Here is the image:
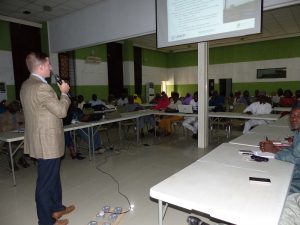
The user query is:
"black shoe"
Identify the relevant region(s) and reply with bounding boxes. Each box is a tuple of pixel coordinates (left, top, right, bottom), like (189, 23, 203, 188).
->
(18, 157, 30, 168)
(148, 128, 155, 133)
(72, 153, 85, 160)
(75, 154, 85, 160)
(192, 134, 198, 139)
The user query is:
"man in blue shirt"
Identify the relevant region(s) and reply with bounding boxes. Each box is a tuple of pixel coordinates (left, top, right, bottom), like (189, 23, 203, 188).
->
(260, 100, 300, 194)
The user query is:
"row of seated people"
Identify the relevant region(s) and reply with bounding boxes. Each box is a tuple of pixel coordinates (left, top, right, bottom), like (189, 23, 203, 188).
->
(116, 91, 199, 139)
(209, 88, 300, 109)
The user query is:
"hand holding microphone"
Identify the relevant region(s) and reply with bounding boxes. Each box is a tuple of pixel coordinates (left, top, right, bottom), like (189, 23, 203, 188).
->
(58, 80, 70, 96)
(51, 71, 70, 97)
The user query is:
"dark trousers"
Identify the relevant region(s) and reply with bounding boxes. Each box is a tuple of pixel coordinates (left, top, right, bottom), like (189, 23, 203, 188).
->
(36, 158, 64, 225)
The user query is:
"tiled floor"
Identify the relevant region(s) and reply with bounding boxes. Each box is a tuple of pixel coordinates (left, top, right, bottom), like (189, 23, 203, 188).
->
(0, 127, 240, 225)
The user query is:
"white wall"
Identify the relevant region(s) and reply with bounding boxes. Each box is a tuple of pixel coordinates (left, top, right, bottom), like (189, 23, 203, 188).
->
(142, 66, 169, 85)
(48, 0, 156, 53)
(123, 61, 134, 86)
(139, 57, 300, 89)
(209, 57, 300, 83)
(75, 59, 108, 85)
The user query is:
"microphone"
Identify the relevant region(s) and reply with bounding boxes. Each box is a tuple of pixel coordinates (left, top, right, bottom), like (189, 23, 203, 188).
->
(51, 71, 71, 97)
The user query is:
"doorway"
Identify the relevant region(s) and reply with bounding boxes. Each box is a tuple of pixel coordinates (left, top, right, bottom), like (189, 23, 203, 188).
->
(219, 78, 232, 97)
(107, 42, 124, 98)
(10, 23, 41, 99)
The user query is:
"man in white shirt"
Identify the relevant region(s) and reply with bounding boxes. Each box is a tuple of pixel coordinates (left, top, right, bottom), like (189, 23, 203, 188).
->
(183, 92, 198, 139)
(116, 92, 128, 106)
(89, 94, 106, 107)
(242, 93, 272, 133)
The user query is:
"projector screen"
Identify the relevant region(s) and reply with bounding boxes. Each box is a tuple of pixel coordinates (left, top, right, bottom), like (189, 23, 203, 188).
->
(156, 0, 262, 48)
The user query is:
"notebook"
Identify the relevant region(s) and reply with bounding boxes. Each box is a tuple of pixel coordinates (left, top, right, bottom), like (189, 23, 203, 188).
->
(178, 105, 193, 114)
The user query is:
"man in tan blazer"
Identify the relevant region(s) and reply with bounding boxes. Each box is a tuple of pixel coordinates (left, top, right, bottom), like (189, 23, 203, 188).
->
(20, 52, 73, 225)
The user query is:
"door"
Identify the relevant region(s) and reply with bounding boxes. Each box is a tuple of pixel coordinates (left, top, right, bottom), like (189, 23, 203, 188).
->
(107, 42, 124, 98)
(134, 46, 142, 96)
(219, 78, 232, 97)
(10, 23, 41, 99)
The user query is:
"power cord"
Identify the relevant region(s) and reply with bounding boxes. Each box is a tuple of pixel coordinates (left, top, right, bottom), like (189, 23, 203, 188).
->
(95, 150, 133, 214)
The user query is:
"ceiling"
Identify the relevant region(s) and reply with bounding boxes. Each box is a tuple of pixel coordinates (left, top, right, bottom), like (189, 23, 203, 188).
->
(0, 0, 105, 24)
(0, 1, 300, 52)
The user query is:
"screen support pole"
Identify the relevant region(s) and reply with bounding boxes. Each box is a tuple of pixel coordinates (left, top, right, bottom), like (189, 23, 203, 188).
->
(198, 42, 209, 148)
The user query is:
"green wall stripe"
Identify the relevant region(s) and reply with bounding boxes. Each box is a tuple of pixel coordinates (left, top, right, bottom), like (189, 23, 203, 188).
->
(167, 51, 198, 68)
(123, 40, 134, 61)
(75, 45, 107, 61)
(210, 36, 300, 64)
(0, 20, 11, 51)
(41, 22, 49, 54)
(142, 49, 168, 67)
(174, 84, 198, 97)
(6, 85, 15, 101)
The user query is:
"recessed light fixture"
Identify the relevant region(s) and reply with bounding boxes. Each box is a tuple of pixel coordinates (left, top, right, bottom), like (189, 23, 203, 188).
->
(22, 10, 31, 15)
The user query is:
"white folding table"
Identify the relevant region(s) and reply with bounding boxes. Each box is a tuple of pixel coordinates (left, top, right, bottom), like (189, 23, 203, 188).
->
(150, 143, 294, 225)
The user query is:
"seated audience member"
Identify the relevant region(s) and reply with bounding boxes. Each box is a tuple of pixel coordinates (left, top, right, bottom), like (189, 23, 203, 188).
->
(182, 92, 193, 105)
(77, 95, 86, 110)
(0, 99, 7, 113)
(183, 92, 198, 139)
(108, 94, 116, 105)
(150, 93, 161, 104)
(63, 101, 85, 160)
(280, 89, 295, 107)
(271, 88, 284, 107)
(232, 91, 241, 105)
(238, 90, 251, 106)
(63, 131, 85, 160)
(89, 94, 106, 107)
(159, 92, 183, 136)
(64, 98, 105, 155)
(259, 100, 300, 194)
(133, 93, 142, 104)
(242, 92, 272, 133)
(117, 92, 128, 106)
(250, 89, 260, 103)
(0, 101, 29, 168)
(209, 91, 225, 107)
(124, 96, 155, 137)
(153, 92, 170, 110)
(279, 193, 300, 225)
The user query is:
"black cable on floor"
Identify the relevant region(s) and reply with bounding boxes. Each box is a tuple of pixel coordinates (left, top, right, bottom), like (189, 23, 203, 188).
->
(95, 151, 133, 214)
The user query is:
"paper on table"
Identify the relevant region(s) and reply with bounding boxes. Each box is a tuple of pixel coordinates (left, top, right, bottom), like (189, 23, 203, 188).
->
(253, 150, 275, 159)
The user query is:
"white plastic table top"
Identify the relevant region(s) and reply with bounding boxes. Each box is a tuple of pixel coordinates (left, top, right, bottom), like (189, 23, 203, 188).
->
(208, 112, 280, 120)
(272, 107, 291, 112)
(150, 143, 294, 225)
(268, 114, 290, 127)
(250, 124, 293, 136)
(229, 132, 292, 147)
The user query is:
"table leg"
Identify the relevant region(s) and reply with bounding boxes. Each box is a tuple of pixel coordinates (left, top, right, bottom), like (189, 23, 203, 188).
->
(158, 200, 163, 225)
(158, 200, 168, 225)
(88, 127, 92, 161)
(9, 142, 16, 186)
(136, 118, 139, 144)
(119, 122, 122, 141)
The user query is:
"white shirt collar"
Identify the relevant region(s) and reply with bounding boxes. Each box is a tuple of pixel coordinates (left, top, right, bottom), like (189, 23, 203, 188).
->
(31, 73, 48, 84)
